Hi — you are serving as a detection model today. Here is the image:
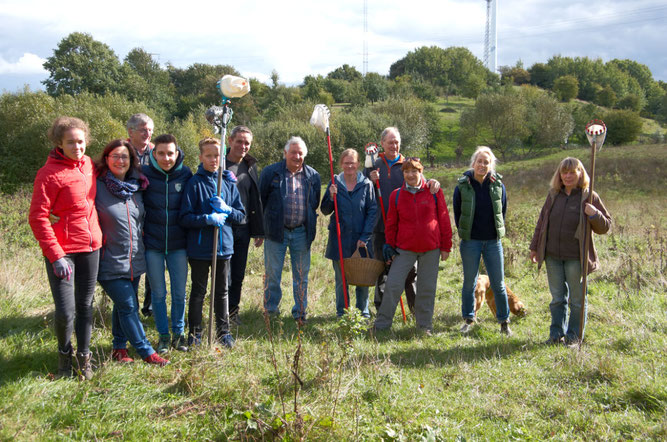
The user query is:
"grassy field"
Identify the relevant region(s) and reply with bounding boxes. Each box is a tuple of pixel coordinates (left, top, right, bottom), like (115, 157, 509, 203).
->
(0, 144, 665, 440)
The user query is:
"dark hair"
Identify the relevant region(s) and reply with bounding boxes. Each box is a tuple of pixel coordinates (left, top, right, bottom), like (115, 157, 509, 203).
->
(153, 133, 177, 147)
(401, 157, 423, 172)
(47, 116, 91, 147)
(95, 139, 140, 178)
(229, 125, 253, 140)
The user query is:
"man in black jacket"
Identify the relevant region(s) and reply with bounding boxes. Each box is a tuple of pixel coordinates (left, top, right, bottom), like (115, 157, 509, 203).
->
(225, 126, 265, 325)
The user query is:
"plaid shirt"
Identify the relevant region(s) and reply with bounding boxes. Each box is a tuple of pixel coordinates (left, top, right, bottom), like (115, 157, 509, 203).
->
(284, 168, 307, 228)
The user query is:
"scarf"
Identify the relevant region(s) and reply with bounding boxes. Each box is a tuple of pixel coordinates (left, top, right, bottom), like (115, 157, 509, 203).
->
(102, 171, 140, 201)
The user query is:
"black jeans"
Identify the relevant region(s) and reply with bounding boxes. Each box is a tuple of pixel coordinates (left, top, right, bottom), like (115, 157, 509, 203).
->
(188, 258, 230, 338)
(228, 224, 251, 317)
(45, 250, 99, 354)
(372, 231, 416, 312)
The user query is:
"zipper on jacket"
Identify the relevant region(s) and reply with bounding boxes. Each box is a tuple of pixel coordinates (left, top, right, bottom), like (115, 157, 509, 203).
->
(164, 175, 169, 255)
(77, 162, 94, 251)
(126, 201, 134, 281)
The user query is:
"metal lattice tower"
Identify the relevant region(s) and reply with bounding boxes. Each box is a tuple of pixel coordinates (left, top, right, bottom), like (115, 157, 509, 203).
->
(363, 0, 368, 76)
(483, 0, 497, 73)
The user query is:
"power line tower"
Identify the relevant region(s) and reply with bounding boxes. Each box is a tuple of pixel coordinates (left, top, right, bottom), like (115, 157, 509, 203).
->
(363, 0, 368, 76)
(483, 0, 497, 73)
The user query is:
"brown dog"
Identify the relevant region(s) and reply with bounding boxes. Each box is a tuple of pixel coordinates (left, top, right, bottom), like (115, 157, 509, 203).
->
(474, 275, 526, 318)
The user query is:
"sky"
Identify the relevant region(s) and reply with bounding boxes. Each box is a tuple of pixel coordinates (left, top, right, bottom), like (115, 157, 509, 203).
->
(1, 0, 666, 93)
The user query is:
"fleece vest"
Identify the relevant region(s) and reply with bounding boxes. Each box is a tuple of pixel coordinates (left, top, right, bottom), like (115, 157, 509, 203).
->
(457, 173, 505, 241)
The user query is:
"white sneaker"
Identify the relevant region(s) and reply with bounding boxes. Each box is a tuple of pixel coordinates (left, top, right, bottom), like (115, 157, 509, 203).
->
(460, 320, 475, 334)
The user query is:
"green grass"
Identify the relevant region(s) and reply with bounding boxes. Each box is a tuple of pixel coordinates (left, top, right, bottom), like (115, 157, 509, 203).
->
(1, 144, 666, 440)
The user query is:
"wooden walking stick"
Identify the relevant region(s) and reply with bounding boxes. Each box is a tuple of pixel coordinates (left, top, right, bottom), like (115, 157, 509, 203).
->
(579, 119, 607, 345)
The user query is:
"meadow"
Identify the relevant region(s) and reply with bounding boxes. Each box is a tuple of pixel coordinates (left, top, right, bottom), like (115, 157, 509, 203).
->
(0, 144, 665, 440)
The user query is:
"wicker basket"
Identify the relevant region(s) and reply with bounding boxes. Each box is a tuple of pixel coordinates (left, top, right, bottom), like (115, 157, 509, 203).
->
(343, 246, 386, 287)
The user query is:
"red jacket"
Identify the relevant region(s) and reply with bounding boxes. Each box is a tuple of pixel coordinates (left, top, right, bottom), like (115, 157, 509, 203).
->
(29, 148, 103, 263)
(385, 181, 452, 253)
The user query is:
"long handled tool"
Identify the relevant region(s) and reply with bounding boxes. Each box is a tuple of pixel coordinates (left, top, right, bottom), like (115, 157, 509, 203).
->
(579, 119, 607, 345)
(364, 143, 407, 323)
(204, 75, 250, 346)
(310, 104, 349, 309)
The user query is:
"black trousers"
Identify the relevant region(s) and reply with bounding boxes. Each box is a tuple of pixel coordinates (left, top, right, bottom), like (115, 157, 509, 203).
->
(188, 258, 230, 338)
(45, 250, 99, 354)
(228, 224, 251, 317)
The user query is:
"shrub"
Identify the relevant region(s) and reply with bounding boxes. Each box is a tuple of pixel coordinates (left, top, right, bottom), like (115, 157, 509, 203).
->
(603, 109, 643, 145)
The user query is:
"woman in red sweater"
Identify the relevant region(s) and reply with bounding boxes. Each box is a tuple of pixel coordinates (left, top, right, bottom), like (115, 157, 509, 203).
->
(374, 158, 452, 334)
(28, 116, 103, 380)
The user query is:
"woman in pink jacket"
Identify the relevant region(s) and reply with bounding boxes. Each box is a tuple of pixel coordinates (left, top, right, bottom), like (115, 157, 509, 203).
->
(374, 158, 452, 334)
(28, 116, 103, 380)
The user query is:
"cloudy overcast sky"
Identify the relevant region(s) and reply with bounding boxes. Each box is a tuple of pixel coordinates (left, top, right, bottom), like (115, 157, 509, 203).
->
(1, 0, 665, 93)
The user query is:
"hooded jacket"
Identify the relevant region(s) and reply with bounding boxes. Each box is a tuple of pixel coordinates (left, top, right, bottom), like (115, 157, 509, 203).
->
(141, 147, 192, 252)
(95, 171, 146, 281)
(179, 164, 245, 260)
(320, 172, 378, 260)
(227, 153, 265, 238)
(385, 180, 453, 253)
(29, 148, 103, 263)
(259, 159, 321, 246)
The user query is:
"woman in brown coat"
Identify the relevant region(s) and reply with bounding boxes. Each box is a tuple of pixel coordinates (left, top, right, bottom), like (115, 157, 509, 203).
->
(529, 157, 611, 346)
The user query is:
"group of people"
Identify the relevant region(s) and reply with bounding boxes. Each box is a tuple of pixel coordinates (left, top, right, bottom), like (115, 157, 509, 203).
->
(29, 114, 611, 380)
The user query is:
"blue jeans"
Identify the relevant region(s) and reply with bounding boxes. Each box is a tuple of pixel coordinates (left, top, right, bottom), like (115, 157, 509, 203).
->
(332, 260, 370, 318)
(264, 226, 310, 320)
(460, 239, 510, 323)
(545, 256, 587, 342)
(145, 248, 188, 336)
(99, 278, 155, 359)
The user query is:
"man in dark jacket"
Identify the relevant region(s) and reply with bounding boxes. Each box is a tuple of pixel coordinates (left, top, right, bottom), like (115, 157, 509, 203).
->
(225, 126, 265, 325)
(259, 136, 321, 325)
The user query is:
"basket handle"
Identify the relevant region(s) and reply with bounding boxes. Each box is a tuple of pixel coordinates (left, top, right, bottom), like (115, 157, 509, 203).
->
(351, 244, 369, 259)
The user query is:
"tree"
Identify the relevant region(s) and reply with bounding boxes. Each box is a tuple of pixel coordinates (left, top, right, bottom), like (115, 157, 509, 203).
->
(122, 48, 176, 116)
(553, 75, 579, 102)
(616, 93, 642, 112)
(327, 64, 362, 82)
(603, 109, 643, 145)
(168, 63, 240, 118)
(526, 92, 574, 151)
(363, 73, 388, 103)
(595, 85, 617, 107)
(43, 32, 124, 96)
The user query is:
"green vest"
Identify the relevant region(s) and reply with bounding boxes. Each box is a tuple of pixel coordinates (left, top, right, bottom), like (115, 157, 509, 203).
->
(456, 172, 505, 241)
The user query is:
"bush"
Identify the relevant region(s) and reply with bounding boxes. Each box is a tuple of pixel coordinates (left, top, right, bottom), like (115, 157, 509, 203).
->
(603, 109, 643, 145)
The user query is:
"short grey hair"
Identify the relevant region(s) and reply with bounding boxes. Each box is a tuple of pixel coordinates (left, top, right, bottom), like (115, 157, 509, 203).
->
(469, 146, 498, 172)
(381, 126, 401, 143)
(229, 125, 253, 140)
(126, 113, 154, 131)
(284, 136, 308, 156)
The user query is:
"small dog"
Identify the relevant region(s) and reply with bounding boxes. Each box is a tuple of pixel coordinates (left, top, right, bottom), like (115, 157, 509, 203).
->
(474, 274, 526, 318)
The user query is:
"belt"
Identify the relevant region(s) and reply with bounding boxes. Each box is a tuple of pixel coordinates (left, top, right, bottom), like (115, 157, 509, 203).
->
(284, 224, 304, 231)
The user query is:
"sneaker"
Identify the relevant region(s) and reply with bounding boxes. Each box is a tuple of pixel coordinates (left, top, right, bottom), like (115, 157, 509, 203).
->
(157, 334, 171, 354)
(141, 306, 153, 317)
(219, 333, 235, 349)
(187, 330, 202, 347)
(172, 334, 188, 352)
(111, 348, 134, 363)
(57, 348, 73, 379)
(460, 319, 475, 334)
(75, 352, 93, 381)
(564, 337, 581, 348)
(500, 321, 512, 336)
(144, 352, 170, 367)
(544, 336, 564, 345)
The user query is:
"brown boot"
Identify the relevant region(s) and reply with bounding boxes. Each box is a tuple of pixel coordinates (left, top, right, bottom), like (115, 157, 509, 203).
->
(57, 348, 73, 379)
(75, 352, 93, 381)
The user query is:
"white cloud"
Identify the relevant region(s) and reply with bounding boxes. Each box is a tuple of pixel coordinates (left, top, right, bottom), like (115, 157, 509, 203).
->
(0, 53, 47, 74)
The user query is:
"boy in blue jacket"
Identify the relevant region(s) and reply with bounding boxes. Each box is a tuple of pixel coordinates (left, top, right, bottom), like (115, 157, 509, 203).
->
(180, 138, 245, 348)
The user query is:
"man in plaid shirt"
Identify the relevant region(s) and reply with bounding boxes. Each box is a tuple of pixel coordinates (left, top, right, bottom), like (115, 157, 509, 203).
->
(259, 137, 321, 325)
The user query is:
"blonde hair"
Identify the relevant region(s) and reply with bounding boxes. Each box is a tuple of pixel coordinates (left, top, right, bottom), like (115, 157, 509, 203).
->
(550, 157, 590, 191)
(198, 137, 220, 153)
(339, 148, 359, 166)
(469, 146, 497, 172)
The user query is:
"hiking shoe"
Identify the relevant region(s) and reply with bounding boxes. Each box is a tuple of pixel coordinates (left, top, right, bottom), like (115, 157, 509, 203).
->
(564, 337, 581, 348)
(172, 334, 188, 352)
(187, 330, 202, 347)
(141, 306, 152, 317)
(500, 321, 512, 336)
(144, 352, 169, 367)
(230, 312, 242, 326)
(219, 333, 235, 349)
(460, 319, 475, 334)
(75, 352, 93, 381)
(157, 334, 171, 354)
(544, 336, 564, 346)
(111, 348, 134, 363)
(418, 327, 433, 337)
(57, 348, 73, 379)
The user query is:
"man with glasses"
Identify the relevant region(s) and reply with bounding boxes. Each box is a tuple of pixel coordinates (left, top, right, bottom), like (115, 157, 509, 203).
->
(365, 127, 440, 314)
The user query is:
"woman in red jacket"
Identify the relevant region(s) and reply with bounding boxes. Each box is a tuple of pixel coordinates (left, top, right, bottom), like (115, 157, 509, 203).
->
(374, 158, 452, 334)
(28, 116, 103, 380)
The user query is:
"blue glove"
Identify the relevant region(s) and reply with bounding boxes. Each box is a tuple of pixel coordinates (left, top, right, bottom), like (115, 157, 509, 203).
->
(383, 244, 398, 262)
(206, 212, 228, 227)
(222, 169, 237, 184)
(53, 258, 72, 281)
(209, 196, 232, 214)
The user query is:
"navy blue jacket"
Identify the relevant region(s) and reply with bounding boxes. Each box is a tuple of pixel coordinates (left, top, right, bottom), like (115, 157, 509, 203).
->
(320, 172, 377, 260)
(179, 164, 245, 260)
(141, 147, 192, 252)
(259, 160, 321, 246)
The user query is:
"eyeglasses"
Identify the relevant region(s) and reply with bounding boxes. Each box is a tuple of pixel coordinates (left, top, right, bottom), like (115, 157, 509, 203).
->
(110, 154, 130, 161)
